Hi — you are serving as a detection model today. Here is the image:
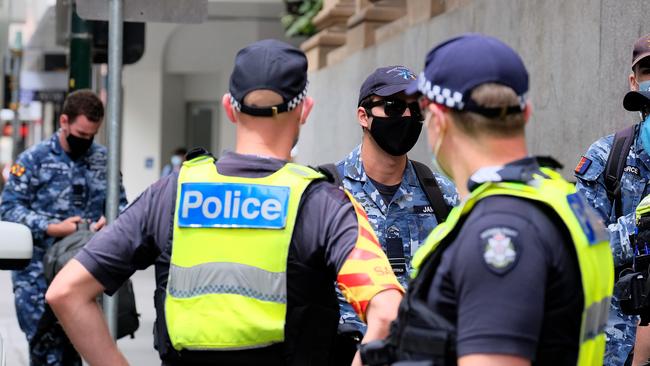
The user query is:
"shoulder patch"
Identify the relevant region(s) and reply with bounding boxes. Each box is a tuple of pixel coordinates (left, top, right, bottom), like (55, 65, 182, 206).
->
(480, 227, 519, 275)
(10, 163, 25, 177)
(574, 156, 592, 175)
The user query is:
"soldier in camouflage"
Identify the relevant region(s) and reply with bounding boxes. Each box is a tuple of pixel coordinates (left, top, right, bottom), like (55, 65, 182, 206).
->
(574, 33, 650, 366)
(334, 66, 458, 337)
(0, 90, 127, 366)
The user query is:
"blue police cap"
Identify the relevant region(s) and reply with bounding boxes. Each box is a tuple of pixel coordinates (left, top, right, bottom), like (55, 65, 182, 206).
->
(229, 39, 308, 117)
(407, 33, 529, 117)
(358, 65, 417, 106)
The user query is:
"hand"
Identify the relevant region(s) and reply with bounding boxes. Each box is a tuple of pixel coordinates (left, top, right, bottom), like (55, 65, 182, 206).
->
(91, 216, 106, 232)
(46, 216, 82, 238)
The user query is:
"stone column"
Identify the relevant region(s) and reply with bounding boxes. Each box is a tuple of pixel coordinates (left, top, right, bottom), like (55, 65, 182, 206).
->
(301, 0, 355, 71)
(327, 0, 406, 65)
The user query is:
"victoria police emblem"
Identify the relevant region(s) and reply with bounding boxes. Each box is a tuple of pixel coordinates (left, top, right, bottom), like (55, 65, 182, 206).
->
(480, 227, 519, 275)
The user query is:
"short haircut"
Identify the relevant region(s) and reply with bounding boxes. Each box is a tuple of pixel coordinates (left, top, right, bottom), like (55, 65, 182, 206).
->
(634, 57, 650, 76)
(174, 147, 188, 156)
(449, 83, 526, 138)
(61, 89, 104, 123)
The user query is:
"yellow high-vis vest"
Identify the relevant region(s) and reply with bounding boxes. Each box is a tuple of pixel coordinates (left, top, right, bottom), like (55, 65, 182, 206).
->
(412, 168, 614, 366)
(166, 155, 323, 351)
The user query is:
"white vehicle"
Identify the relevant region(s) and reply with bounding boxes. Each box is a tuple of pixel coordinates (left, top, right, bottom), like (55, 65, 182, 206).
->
(0, 221, 33, 366)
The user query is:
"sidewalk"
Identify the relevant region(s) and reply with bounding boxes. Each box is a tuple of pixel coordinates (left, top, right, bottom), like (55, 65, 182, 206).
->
(0, 267, 159, 365)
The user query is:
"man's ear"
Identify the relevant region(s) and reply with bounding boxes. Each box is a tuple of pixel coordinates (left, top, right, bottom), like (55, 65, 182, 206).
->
(429, 103, 448, 132)
(523, 100, 533, 124)
(630, 72, 639, 91)
(299, 96, 314, 125)
(357, 106, 370, 129)
(59, 114, 69, 130)
(222, 94, 237, 123)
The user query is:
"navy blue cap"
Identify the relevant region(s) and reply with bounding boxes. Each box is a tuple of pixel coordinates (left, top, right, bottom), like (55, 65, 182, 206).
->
(407, 33, 529, 115)
(229, 39, 308, 117)
(358, 66, 417, 106)
(624, 81, 650, 112)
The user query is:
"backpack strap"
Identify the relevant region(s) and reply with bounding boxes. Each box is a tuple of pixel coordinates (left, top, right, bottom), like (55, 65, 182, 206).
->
(316, 163, 343, 187)
(604, 125, 635, 219)
(410, 160, 451, 223)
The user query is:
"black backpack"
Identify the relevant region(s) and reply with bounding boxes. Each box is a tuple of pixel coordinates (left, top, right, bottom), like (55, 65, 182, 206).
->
(317, 160, 451, 223)
(43, 222, 140, 339)
(603, 125, 636, 219)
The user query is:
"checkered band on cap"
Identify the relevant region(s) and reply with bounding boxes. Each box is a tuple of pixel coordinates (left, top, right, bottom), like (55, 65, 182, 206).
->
(417, 72, 527, 111)
(287, 82, 309, 110)
(417, 72, 465, 109)
(230, 82, 309, 113)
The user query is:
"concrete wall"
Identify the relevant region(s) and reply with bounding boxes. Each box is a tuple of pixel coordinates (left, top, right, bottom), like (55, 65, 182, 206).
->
(121, 23, 176, 200)
(297, 0, 650, 178)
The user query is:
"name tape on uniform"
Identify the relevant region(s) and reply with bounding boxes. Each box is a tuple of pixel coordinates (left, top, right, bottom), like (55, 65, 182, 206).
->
(178, 183, 289, 229)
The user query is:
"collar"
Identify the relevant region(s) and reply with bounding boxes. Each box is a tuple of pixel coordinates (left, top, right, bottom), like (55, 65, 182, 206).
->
(467, 156, 550, 192)
(340, 144, 419, 187)
(631, 124, 650, 171)
(49, 133, 64, 155)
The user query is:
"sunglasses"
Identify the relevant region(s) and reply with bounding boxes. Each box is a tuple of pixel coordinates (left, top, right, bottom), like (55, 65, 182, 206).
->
(363, 98, 423, 120)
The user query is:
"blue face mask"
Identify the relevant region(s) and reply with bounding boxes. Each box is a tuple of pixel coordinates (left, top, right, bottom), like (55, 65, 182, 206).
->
(637, 81, 650, 153)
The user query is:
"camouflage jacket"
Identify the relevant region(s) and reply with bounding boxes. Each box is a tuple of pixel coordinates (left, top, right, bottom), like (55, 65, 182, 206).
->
(575, 124, 647, 366)
(0, 133, 128, 275)
(336, 144, 458, 331)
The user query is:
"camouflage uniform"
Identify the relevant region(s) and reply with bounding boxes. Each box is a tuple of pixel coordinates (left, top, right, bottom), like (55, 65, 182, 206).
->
(0, 133, 127, 366)
(336, 144, 458, 331)
(575, 125, 647, 366)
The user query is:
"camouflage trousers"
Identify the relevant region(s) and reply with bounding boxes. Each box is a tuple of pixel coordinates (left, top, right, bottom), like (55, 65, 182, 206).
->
(12, 266, 80, 366)
(604, 292, 636, 366)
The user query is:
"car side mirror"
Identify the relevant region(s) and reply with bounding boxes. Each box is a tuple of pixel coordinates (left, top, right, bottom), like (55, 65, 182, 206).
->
(0, 221, 33, 270)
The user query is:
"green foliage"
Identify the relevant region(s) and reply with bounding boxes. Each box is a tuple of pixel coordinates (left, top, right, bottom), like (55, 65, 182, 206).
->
(282, 0, 323, 38)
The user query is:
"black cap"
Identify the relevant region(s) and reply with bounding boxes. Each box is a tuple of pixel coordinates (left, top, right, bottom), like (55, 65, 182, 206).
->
(624, 81, 650, 112)
(229, 39, 308, 117)
(407, 33, 528, 117)
(632, 33, 650, 69)
(358, 66, 417, 106)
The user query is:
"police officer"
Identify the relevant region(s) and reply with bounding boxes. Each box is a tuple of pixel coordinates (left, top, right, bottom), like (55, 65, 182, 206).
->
(574, 33, 650, 366)
(0, 89, 128, 365)
(359, 33, 614, 366)
(327, 66, 458, 358)
(45, 39, 404, 366)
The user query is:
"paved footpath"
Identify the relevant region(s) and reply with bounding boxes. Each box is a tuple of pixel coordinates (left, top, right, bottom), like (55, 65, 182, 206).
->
(0, 267, 159, 365)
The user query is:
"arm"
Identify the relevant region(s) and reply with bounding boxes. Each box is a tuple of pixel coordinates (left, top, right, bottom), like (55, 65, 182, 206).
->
(45, 259, 129, 366)
(576, 177, 636, 268)
(336, 192, 403, 365)
(633, 323, 650, 366)
(351, 289, 401, 366)
(459, 354, 530, 366)
(0, 155, 50, 240)
(574, 138, 636, 268)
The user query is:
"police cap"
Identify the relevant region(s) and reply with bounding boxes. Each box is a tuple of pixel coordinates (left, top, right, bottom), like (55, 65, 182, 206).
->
(406, 33, 528, 118)
(229, 39, 308, 117)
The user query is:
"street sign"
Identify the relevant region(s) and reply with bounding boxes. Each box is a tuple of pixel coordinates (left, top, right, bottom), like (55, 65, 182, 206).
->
(77, 0, 207, 23)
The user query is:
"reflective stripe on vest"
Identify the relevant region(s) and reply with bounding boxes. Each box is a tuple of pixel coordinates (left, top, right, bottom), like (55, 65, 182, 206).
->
(412, 168, 614, 366)
(166, 155, 323, 351)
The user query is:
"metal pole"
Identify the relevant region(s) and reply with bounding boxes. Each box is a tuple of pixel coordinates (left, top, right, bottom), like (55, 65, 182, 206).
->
(103, 0, 123, 340)
(10, 33, 22, 161)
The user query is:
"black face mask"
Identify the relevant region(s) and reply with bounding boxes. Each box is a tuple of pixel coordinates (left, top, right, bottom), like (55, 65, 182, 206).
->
(66, 132, 94, 159)
(368, 116, 423, 156)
